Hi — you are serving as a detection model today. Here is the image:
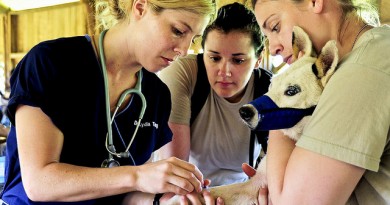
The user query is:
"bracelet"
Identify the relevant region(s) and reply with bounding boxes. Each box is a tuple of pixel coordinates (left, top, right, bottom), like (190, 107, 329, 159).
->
(153, 193, 163, 205)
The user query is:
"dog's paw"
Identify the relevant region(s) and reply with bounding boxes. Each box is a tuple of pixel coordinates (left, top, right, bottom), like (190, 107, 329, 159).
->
(210, 181, 259, 205)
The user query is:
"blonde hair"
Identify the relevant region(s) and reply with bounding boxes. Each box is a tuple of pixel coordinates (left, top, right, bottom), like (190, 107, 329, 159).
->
(95, 0, 216, 32)
(346, 0, 380, 26)
(250, 0, 380, 26)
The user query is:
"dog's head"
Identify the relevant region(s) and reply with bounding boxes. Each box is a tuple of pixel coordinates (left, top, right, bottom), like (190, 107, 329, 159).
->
(239, 26, 338, 139)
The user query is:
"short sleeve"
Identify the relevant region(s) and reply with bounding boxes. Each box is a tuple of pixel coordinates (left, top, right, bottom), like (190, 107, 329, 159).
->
(158, 54, 198, 125)
(7, 43, 57, 126)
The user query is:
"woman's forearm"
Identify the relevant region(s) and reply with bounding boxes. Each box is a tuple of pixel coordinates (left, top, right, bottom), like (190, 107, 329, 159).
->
(157, 123, 191, 161)
(266, 130, 295, 204)
(22, 163, 136, 202)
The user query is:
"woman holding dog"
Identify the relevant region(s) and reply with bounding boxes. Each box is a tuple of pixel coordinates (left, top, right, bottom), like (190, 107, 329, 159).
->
(157, 2, 271, 188)
(0, 0, 221, 204)
(251, 0, 390, 204)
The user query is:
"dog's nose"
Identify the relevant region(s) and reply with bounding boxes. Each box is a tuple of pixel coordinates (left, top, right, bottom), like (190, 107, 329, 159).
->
(239, 106, 255, 121)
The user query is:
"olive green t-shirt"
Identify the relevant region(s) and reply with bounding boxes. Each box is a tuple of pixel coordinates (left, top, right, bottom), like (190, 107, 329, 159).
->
(297, 25, 390, 204)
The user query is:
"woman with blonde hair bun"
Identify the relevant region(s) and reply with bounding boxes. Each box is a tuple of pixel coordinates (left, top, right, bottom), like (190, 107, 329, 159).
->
(0, 0, 220, 204)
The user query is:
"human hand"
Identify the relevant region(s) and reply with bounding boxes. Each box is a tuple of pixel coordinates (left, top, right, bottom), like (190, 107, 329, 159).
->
(242, 163, 256, 177)
(242, 163, 270, 205)
(135, 157, 203, 195)
(199, 179, 224, 205)
(160, 179, 224, 205)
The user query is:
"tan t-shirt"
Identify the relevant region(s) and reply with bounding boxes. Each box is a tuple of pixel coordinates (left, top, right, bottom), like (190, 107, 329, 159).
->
(159, 54, 262, 186)
(297, 25, 390, 204)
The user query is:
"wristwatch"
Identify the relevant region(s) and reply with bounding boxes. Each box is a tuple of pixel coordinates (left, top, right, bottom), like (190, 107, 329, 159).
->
(153, 193, 163, 205)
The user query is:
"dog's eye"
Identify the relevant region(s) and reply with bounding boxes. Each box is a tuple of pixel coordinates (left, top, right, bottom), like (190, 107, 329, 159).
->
(284, 85, 301, 96)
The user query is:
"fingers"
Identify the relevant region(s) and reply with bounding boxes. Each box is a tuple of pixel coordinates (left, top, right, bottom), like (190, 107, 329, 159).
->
(181, 190, 224, 205)
(242, 163, 256, 177)
(159, 194, 187, 205)
(167, 169, 201, 193)
(202, 190, 213, 205)
(258, 186, 269, 205)
(203, 179, 211, 187)
(160, 192, 175, 202)
(148, 157, 203, 195)
(169, 169, 202, 193)
(216, 197, 224, 205)
(166, 157, 203, 192)
(135, 157, 205, 195)
(185, 192, 203, 205)
(201, 190, 225, 205)
(179, 195, 189, 205)
(168, 157, 204, 183)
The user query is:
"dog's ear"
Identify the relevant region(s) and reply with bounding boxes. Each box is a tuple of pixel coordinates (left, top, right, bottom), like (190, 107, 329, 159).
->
(313, 40, 339, 87)
(292, 26, 317, 60)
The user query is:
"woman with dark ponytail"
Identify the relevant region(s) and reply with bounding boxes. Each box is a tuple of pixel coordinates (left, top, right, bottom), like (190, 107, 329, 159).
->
(158, 2, 269, 189)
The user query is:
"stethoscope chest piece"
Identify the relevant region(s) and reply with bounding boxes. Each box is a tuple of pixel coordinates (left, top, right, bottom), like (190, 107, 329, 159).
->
(101, 158, 120, 168)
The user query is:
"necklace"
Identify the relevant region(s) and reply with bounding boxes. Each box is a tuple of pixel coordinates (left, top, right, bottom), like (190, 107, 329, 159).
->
(351, 24, 369, 49)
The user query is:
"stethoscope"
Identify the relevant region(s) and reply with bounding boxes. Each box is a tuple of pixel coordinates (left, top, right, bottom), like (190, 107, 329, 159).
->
(98, 30, 147, 168)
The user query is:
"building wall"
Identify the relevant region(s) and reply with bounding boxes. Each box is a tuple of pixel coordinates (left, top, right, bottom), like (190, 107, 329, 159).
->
(7, 3, 87, 70)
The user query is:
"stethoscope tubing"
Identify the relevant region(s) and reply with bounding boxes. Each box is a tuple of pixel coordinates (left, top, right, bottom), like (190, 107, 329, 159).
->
(99, 30, 147, 161)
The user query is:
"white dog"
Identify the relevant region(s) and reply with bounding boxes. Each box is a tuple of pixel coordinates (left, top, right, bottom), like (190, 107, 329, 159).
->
(163, 26, 339, 205)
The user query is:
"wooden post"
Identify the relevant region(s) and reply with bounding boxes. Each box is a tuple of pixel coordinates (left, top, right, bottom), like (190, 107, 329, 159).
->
(3, 13, 11, 81)
(81, 0, 96, 35)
